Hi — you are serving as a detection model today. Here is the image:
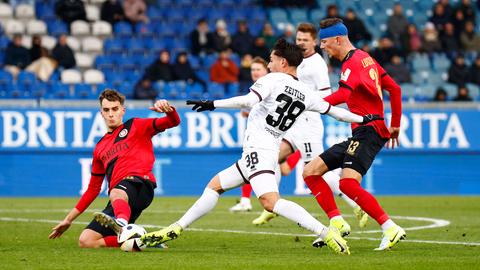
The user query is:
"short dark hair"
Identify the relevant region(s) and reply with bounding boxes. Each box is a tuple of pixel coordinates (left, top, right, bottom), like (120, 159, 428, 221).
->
(272, 38, 303, 67)
(297, 23, 317, 39)
(99, 89, 125, 106)
(320, 18, 344, 29)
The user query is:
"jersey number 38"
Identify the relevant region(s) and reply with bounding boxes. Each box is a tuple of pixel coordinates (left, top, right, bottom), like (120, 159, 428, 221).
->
(266, 93, 305, 131)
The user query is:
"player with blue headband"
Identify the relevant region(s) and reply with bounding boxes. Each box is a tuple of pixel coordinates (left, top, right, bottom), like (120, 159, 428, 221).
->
(305, 18, 406, 252)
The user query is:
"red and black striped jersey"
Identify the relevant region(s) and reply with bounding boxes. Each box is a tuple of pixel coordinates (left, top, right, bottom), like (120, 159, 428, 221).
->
(75, 109, 180, 213)
(325, 49, 402, 139)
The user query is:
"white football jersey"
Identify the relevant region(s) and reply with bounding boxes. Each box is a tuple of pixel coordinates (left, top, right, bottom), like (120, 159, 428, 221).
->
(297, 52, 331, 97)
(244, 72, 331, 151)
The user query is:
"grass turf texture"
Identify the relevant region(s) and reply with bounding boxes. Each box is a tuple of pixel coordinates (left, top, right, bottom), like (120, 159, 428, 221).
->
(0, 196, 478, 270)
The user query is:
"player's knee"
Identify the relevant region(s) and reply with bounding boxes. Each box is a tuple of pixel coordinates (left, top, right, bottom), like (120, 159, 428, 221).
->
(78, 235, 97, 248)
(258, 195, 278, 212)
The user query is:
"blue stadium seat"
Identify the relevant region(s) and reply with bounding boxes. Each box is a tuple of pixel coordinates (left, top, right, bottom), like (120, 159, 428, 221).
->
(104, 39, 124, 55)
(0, 36, 10, 50)
(289, 9, 308, 26)
(399, 83, 417, 101)
(412, 54, 432, 72)
(105, 71, 124, 86)
(443, 83, 458, 98)
(36, 3, 56, 21)
(185, 82, 204, 99)
(269, 8, 289, 26)
(17, 71, 37, 89)
(208, 82, 225, 99)
(48, 20, 68, 36)
(114, 22, 133, 37)
(433, 53, 451, 71)
(168, 39, 188, 53)
(416, 84, 437, 101)
(117, 56, 137, 72)
(31, 81, 47, 99)
(226, 82, 240, 96)
(50, 82, 71, 99)
(203, 54, 218, 69)
(147, 6, 163, 22)
(126, 71, 142, 83)
(135, 23, 155, 38)
(187, 54, 200, 70)
(95, 55, 116, 72)
(309, 8, 323, 23)
(125, 38, 145, 56)
(166, 8, 185, 23)
(117, 81, 134, 98)
(74, 83, 94, 99)
(466, 83, 480, 100)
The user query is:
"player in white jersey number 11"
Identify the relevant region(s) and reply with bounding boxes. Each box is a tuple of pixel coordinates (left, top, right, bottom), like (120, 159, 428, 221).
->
(141, 39, 382, 254)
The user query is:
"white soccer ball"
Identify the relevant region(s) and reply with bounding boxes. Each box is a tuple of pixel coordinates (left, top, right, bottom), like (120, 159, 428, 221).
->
(118, 224, 147, 252)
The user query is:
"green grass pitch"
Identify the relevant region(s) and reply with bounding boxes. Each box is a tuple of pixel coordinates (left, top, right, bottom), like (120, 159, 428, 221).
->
(0, 196, 478, 270)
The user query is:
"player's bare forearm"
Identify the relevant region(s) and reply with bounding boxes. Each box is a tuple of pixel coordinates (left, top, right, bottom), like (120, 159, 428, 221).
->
(381, 75, 402, 127)
(49, 208, 81, 239)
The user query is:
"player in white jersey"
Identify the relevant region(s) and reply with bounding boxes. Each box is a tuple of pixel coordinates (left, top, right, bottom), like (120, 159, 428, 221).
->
(252, 23, 368, 232)
(141, 39, 382, 254)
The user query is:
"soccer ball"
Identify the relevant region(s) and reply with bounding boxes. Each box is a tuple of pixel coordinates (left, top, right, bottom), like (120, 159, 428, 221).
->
(118, 224, 147, 252)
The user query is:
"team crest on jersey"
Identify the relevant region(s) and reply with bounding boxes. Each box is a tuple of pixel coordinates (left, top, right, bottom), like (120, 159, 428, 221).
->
(119, 128, 128, 138)
(340, 68, 351, 81)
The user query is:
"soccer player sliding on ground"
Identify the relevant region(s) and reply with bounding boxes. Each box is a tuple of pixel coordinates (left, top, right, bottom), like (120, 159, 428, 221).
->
(302, 18, 406, 251)
(49, 89, 180, 248)
(141, 39, 382, 254)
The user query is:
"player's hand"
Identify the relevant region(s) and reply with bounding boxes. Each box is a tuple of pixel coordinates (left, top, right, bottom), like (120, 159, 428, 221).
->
(150, 99, 174, 113)
(386, 127, 400, 149)
(361, 114, 383, 124)
(186, 100, 216, 112)
(49, 220, 72, 239)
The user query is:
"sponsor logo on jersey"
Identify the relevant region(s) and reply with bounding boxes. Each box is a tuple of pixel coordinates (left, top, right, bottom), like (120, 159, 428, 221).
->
(119, 129, 128, 138)
(340, 68, 351, 81)
(254, 82, 262, 88)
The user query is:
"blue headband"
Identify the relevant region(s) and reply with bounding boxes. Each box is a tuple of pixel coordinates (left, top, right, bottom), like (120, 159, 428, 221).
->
(319, 23, 348, 39)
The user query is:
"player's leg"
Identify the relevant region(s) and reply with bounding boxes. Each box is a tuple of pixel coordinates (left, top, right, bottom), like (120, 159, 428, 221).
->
(81, 203, 120, 248)
(142, 163, 245, 246)
(93, 179, 140, 234)
(250, 172, 349, 254)
(229, 184, 253, 212)
(323, 168, 369, 228)
(78, 229, 117, 248)
(338, 128, 406, 250)
(250, 140, 294, 224)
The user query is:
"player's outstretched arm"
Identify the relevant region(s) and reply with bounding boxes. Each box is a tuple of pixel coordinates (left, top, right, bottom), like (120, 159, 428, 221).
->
(49, 208, 81, 239)
(186, 92, 260, 112)
(326, 106, 383, 124)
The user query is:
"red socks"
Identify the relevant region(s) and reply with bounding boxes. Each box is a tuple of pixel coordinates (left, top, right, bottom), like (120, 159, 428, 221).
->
(339, 178, 389, 225)
(112, 199, 131, 222)
(304, 175, 341, 219)
(286, 150, 301, 170)
(241, 184, 252, 198)
(103, 236, 119, 247)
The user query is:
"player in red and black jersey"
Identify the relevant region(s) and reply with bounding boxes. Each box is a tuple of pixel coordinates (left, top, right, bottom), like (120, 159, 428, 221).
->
(302, 18, 406, 251)
(49, 89, 180, 248)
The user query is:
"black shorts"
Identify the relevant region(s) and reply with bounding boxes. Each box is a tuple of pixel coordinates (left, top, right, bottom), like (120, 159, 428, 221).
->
(320, 126, 388, 176)
(85, 177, 155, 237)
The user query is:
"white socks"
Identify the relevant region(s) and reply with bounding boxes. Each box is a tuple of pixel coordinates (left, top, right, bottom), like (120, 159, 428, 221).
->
(177, 188, 220, 229)
(273, 198, 328, 239)
(381, 219, 396, 232)
(323, 170, 359, 209)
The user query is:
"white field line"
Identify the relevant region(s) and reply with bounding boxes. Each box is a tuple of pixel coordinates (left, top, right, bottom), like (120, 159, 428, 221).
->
(1, 215, 478, 246)
(0, 208, 450, 234)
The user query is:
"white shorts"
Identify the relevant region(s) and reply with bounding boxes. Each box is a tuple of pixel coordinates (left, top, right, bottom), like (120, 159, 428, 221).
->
(283, 111, 325, 162)
(218, 148, 281, 197)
